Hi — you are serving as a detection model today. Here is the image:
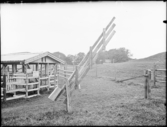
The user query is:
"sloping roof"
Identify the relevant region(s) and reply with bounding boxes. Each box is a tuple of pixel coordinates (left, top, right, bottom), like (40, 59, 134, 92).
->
(1, 52, 65, 64)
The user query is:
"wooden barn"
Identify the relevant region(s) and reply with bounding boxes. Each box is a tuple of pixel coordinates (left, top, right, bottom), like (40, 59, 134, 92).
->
(1, 52, 65, 101)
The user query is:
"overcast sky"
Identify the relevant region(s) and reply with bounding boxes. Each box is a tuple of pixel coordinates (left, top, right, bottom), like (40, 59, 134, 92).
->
(1, 2, 166, 59)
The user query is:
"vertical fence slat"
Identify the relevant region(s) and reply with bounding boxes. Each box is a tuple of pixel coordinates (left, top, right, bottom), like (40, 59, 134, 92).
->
(144, 70, 148, 99)
(25, 65, 28, 98)
(89, 46, 92, 69)
(75, 66, 79, 89)
(3, 75, 6, 102)
(153, 64, 156, 87)
(66, 80, 71, 113)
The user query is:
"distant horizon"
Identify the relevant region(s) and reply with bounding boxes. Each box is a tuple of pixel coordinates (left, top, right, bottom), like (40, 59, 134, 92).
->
(1, 50, 166, 60)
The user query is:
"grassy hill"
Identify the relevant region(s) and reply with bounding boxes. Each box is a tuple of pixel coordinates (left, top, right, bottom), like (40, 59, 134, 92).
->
(2, 59, 166, 126)
(136, 52, 166, 63)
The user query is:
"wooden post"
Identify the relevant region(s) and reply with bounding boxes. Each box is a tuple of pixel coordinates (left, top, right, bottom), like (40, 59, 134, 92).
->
(96, 63, 97, 78)
(45, 64, 47, 86)
(36, 63, 40, 95)
(102, 28, 106, 51)
(12, 64, 16, 73)
(36, 63, 38, 71)
(66, 80, 71, 113)
(89, 46, 92, 69)
(37, 76, 40, 95)
(3, 75, 6, 102)
(22, 64, 25, 73)
(46, 63, 49, 91)
(152, 64, 156, 87)
(64, 65, 66, 79)
(54, 64, 58, 87)
(148, 70, 151, 97)
(144, 70, 148, 99)
(25, 65, 28, 98)
(15, 64, 17, 73)
(40, 64, 42, 86)
(75, 65, 79, 89)
(144, 70, 150, 99)
(57, 64, 59, 87)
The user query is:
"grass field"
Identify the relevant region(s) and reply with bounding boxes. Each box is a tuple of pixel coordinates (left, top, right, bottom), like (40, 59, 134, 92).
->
(1, 60, 166, 126)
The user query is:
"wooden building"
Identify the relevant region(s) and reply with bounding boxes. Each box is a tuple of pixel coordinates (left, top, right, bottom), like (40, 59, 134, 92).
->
(1, 52, 65, 101)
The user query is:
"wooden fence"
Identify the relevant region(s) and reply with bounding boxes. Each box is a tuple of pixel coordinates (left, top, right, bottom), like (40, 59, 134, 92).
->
(1, 68, 59, 101)
(151, 64, 166, 86)
(49, 17, 116, 112)
(1, 75, 6, 102)
(116, 67, 165, 100)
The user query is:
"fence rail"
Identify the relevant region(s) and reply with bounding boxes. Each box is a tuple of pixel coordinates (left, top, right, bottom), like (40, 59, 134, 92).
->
(152, 64, 166, 87)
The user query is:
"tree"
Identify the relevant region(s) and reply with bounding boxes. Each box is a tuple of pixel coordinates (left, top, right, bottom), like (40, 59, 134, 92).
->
(107, 47, 132, 63)
(75, 52, 85, 64)
(66, 54, 75, 65)
(96, 47, 133, 63)
(53, 52, 66, 61)
(96, 51, 107, 64)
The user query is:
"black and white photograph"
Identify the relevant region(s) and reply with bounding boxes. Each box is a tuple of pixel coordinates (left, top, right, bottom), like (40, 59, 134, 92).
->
(1, 1, 166, 126)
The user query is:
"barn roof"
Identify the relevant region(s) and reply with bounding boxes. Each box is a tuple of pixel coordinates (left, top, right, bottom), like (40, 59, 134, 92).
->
(1, 52, 65, 64)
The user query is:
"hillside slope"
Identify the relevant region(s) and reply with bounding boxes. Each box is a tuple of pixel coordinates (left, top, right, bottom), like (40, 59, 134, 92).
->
(136, 52, 166, 62)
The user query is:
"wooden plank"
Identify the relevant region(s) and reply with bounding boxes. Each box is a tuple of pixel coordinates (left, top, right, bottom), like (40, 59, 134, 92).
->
(27, 82, 39, 85)
(91, 17, 115, 52)
(46, 63, 50, 91)
(3, 75, 6, 101)
(49, 85, 57, 88)
(156, 75, 166, 78)
(12, 77, 26, 79)
(156, 69, 166, 71)
(89, 46, 92, 69)
(156, 80, 166, 83)
(27, 94, 38, 98)
(75, 66, 79, 89)
(103, 30, 116, 49)
(144, 70, 148, 99)
(50, 80, 56, 83)
(63, 70, 74, 73)
(91, 33, 103, 52)
(7, 83, 26, 86)
(68, 69, 76, 82)
(48, 87, 62, 101)
(25, 65, 28, 99)
(6, 89, 26, 93)
(79, 58, 89, 75)
(105, 23, 116, 39)
(13, 74, 26, 76)
(66, 80, 71, 113)
(40, 85, 49, 88)
(28, 88, 39, 92)
(39, 77, 49, 80)
(78, 52, 90, 69)
(6, 95, 25, 101)
(105, 17, 116, 31)
(78, 66, 90, 84)
(49, 75, 54, 78)
(79, 65, 89, 79)
(92, 37, 104, 56)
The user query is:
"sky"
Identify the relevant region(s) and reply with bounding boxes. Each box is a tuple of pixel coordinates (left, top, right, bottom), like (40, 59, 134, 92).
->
(1, 2, 166, 59)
